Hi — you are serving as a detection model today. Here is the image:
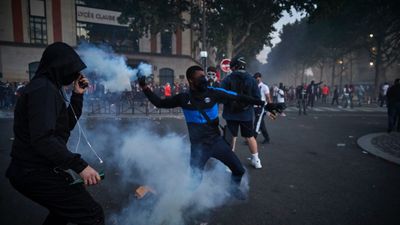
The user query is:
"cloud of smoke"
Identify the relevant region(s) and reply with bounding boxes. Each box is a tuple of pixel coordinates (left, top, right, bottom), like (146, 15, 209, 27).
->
(77, 44, 152, 92)
(74, 120, 249, 225)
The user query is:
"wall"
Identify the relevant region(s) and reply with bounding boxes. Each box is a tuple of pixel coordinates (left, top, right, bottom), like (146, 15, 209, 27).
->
(60, 0, 76, 46)
(0, 0, 13, 42)
(0, 45, 44, 81)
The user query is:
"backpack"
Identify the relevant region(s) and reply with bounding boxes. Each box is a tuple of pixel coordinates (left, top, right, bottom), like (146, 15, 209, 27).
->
(227, 72, 252, 112)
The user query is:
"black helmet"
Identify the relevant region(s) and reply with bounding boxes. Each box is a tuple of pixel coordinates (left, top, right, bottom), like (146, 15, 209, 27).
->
(230, 55, 246, 70)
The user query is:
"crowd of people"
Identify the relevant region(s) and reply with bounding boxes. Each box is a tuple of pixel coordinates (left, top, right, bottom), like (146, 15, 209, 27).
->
(270, 82, 377, 109)
(0, 81, 27, 110)
(1, 75, 394, 114)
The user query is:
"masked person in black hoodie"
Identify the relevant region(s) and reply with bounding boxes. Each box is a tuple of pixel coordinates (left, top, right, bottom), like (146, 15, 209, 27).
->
(5, 42, 104, 225)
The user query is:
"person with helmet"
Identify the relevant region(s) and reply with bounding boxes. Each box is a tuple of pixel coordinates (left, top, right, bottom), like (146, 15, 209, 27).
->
(221, 56, 263, 169)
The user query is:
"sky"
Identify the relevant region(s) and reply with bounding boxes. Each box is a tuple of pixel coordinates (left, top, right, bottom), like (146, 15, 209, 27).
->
(256, 9, 305, 64)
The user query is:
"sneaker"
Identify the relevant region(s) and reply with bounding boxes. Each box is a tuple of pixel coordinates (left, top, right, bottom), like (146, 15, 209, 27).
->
(251, 158, 262, 169)
(261, 139, 270, 144)
(229, 187, 246, 200)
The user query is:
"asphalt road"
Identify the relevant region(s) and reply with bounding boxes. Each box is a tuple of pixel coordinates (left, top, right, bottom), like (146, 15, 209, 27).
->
(0, 110, 399, 225)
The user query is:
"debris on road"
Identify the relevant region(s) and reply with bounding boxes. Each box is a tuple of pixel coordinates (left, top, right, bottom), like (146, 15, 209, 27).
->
(134, 185, 156, 199)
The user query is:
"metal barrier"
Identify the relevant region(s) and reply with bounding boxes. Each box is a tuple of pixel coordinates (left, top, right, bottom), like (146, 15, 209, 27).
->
(84, 97, 182, 115)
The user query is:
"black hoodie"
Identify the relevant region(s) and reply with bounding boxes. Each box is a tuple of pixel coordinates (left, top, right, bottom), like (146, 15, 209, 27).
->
(7, 42, 88, 174)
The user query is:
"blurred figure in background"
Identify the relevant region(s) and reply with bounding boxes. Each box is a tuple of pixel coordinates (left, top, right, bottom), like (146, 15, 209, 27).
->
(387, 79, 400, 133)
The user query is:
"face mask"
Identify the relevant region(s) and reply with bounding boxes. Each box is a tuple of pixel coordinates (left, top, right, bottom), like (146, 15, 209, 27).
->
(194, 76, 208, 91)
(60, 73, 80, 86)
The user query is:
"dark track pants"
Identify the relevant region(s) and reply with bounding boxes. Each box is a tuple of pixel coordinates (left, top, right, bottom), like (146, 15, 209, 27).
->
(254, 107, 270, 141)
(388, 103, 400, 132)
(190, 137, 245, 186)
(6, 163, 104, 225)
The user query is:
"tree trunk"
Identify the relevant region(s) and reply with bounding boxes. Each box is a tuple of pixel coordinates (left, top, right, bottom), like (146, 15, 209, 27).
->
(226, 28, 233, 59)
(331, 59, 336, 88)
(374, 36, 382, 98)
(319, 63, 324, 82)
(349, 57, 353, 84)
(339, 65, 344, 90)
(300, 64, 305, 84)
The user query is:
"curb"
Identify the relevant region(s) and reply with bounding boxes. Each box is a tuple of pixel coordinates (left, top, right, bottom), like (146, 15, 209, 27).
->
(357, 132, 400, 165)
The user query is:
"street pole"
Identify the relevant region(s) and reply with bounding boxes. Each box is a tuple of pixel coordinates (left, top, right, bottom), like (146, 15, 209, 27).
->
(202, 0, 207, 70)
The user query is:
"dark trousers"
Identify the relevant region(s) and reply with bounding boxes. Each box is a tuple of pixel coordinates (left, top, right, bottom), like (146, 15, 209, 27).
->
(307, 94, 315, 107)
(6, 163, 104, 225)
(298, 99, 307, 115)
(322, 95, 327, 104)
(388, 103, 400, 132)
(190, 137, 245, 186)
(254, 107, 270, 141)
(331, 96, 339, 105)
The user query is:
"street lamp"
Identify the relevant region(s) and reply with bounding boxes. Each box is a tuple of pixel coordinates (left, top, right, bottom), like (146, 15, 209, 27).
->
(369, 61, 374, 67)
(369, 33, 374, 38)
(200, 51, 208, 69)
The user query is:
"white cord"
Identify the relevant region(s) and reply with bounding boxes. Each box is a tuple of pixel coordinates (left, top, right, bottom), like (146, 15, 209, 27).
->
(70, 103, 104, 164)
(74, 121, 81, 153)
(60, 89, 103, 164)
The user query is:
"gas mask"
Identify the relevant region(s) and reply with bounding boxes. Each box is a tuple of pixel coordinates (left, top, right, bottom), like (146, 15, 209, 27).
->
(206, 71, 217, 82)
(193, 76, 208, 92)
(60, 72, 80, 86)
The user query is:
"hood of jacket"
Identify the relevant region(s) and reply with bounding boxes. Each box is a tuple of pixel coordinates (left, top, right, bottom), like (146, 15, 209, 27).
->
(33, 42, 86, 88)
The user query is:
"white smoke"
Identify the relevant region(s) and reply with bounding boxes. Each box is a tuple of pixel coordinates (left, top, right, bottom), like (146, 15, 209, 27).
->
(77, 44, 152, 92)
(77, 121, 249, 225)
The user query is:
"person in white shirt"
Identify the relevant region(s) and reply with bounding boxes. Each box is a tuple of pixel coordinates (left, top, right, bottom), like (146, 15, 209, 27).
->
(380, 82, 390, 107)
(277, 83, 287, 116)
(253, 72, 271, 144)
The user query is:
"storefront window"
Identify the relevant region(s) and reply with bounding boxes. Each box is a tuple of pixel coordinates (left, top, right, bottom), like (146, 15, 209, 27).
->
(161, 31, 172, 55)
(29, 0, 47, 44)
(75, 1, 139, 52)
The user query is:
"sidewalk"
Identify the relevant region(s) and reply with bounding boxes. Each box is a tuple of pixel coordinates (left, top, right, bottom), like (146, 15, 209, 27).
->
(357, 132, 400, 165)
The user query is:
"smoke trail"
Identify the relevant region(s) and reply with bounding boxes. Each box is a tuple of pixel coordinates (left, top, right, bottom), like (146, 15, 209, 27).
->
(78, 121, 249, 225)
(77, 44, 152, 92)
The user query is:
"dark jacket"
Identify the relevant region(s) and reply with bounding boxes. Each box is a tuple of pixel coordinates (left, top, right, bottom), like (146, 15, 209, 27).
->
(387, 83, 400, 106)
(7, 42, 88, 175)
(306, 81, 323, 95)
(221, 70, 260, 121)
(143, 87, 263, 145)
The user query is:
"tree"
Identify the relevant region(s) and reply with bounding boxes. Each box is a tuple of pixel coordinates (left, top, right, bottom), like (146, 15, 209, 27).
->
(81, 0, 191, 37)
(308, 0, 400, 95)
(204, 0, 282, 60)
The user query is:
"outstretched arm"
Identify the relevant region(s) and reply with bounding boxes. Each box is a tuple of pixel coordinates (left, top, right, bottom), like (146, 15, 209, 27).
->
(315, 81, 323, 86)
(211, 87, 264, 106)
(139, 77, 180, 108)
(142, 88, 180, 108)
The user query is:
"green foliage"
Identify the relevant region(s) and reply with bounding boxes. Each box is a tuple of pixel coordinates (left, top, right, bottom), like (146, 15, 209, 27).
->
(205, 0, 282, 59)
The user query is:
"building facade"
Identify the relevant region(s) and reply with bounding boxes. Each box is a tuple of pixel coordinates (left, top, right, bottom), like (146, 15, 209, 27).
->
(0, 0, 201, 84)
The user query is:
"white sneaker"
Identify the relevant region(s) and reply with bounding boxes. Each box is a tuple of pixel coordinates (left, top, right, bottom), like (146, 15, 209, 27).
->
(251, 158, 262, 169)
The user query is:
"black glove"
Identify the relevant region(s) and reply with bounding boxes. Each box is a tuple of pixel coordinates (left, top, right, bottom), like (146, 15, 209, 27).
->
(265, 103, 283, 115)
(138, 75, 147, 88)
